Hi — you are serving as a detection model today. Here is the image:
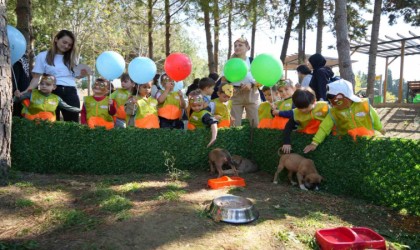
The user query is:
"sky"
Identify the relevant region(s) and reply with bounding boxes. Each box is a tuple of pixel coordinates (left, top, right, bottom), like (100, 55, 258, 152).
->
(189, 14, 420, 85)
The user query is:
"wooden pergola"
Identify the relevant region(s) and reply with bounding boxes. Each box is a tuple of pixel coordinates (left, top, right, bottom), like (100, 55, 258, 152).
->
(350, 32, 420, 104)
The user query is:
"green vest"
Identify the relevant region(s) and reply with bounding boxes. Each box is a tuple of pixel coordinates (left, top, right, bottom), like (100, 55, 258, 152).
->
(26, 89, 59, 116)
(213, 98, 231, 121)
(84, 96, 114, 122)
(329, 99, 373, 135)
(293, 101, 329, 130)
(258, 102, 273, 120)
(157, 91, 181, 109)
(134, 96, 158, 120)
(276, 98, 293, 111)
(111, 88, 131, 107)
(189, 109, 210, 129)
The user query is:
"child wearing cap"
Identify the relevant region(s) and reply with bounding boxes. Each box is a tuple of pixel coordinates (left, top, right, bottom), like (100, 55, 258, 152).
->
(14, 74, 80, 122)
(280, 87, 329, 154)
(210, 83, 234, 128)
(187, 90, 219, 147)
(258, 86, 276, 129)
(81, 78, 117, 130)
(271, 79, 296, 129)
(111, 73, 135, 128)
(125, 81, 160, 129)
(303, 79, 385, 153)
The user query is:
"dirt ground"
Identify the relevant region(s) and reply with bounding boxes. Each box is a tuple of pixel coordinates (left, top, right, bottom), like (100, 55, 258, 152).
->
(0, 170, 419, 250)
(375, 106, 420, 140)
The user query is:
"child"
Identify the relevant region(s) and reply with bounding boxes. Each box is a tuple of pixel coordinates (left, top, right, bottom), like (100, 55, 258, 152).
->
(126, 81, 159, 129)
(14, 74, 80, 122)
(81, 78, 116, 130)
(272, 79, 296, 129)
(111, 73, 135, 128)
(210, 83, 234, 128)
(187, 90, 218, 147)
(156, 73, 186, 129)
(198, 77, 216, 111)
(303, 79, 385, 153)
(258, 86, 275, 129)
(280, 87, 329, 154)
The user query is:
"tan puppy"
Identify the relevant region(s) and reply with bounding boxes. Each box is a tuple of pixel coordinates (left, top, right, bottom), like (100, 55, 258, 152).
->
(273, 153, 323, 191)
(224, 155, 259, 175)
(208, 148, 239, 178)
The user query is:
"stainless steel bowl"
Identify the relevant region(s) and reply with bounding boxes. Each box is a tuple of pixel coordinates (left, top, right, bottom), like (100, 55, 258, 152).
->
(207, 195, 259, 224)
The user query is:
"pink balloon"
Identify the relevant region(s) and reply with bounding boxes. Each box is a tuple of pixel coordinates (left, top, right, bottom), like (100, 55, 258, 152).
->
(164, 53, 192, 81)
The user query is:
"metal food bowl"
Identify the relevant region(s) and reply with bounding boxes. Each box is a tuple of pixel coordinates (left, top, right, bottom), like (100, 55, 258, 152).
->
(207, 195, 259, 224)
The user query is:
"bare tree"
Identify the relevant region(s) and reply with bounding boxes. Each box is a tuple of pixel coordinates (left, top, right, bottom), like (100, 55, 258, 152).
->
(279, 0, 297, 63)
(199, 0, 215, 73)
(366, 0, 382, 103)
(213, 0, 220, 72)
(297, 0, 307, 64)
(316, 0, 324, 53)
(227, 0, 233, 59)
(15, 0, 34, 69)
(0, 0, 13, 185)
(334, 0, 355, 84)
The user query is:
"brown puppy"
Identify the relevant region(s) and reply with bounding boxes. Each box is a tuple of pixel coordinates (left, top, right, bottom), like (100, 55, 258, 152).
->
(208, 148, 239, 178)
(273, 153, 322, 191)
(223, 155, 259, 175)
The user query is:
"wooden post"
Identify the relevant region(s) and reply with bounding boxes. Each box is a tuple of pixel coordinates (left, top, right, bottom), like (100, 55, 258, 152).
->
(398, 40, 405, 103)
(383, 57, 388, 103)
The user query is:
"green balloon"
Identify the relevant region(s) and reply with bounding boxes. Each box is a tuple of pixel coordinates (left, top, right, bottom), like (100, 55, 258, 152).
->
(223, 58, 248, 83)
(251, 54, 283, 87)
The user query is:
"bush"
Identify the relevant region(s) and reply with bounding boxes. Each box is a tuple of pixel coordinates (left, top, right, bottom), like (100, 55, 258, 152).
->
(11, 118, 420, 215)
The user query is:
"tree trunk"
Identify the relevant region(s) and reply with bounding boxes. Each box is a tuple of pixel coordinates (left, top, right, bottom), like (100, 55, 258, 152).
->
(316, 0, 323, 53)
(201, 0, 215, 73)
(148, 0, 154, 59)
(1, 0, 13, 185)
(15, 0, 34, 70)
(298, 0, 306, 64)
(250, 0, 257, 58)
(227, 0, 233, 59)
(280, 0, 296, 63)
(165, 0, 171, 56)
(367, 0, 382, 103)
(334, 0, 355, 84)
(213, 0, 219, 73)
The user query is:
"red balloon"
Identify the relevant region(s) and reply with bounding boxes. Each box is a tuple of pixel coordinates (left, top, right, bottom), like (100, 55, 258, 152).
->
(164, 53, 192, 81)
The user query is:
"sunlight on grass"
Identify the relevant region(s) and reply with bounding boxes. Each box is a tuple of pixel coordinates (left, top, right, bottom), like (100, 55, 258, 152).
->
(100, 195, 133, 213)
(47, 209, 98, 230)
(118, 182, 143, 193)
(157, 184, 187, 202)
(15, 198, 35, 208)
(14, 181, 34, 188)
(81, 187, 116, 203)
(294, 211, 341, 228)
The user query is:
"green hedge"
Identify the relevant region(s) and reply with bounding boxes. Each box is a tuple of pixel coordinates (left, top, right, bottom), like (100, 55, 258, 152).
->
(11, 118, 420, 215)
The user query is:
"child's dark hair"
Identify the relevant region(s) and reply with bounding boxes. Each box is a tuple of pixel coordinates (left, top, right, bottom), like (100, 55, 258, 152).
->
(186, 78, 200, 96)
(296, 64, 312, 75)
(121, 73, 133, 82)
(198, 77, 216, 90)
(292, 87, 316, 109)
(262, 86, 271, 92)
(208, 73, 219, 81)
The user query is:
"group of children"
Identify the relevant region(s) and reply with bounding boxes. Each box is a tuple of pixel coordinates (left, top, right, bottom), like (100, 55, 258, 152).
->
(14, 71, 385, 151)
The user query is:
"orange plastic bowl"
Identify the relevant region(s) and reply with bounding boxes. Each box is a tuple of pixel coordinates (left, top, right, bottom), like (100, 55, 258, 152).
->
(208, 176, 246, 189)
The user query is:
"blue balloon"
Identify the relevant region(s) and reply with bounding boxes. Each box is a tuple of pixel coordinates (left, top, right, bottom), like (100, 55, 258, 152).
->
(7, 25, 26, 64)
(96, 51, 125, 80)
(128, 57, 157, 84)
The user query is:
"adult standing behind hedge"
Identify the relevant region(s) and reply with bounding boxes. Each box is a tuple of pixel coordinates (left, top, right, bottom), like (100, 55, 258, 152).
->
(221, 37, 261, 127)
(308, 53, 334, 101)
(22, 30, 87, 122)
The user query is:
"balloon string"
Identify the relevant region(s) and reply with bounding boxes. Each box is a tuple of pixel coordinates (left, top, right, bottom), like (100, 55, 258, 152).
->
(11, 66, 19, 91)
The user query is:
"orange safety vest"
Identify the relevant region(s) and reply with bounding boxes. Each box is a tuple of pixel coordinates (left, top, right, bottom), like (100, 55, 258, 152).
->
(272, 98, 293, 130)
(258, 102, 273, 129)
(133, 96, 160, 129)
(293, 101, 329, 134)
(23, 89, 59, 122)
(157, 91, 183, 120)
(111, 88, 132, 120)
(84, 96, 114, 130)
(213, 98, 232, 128)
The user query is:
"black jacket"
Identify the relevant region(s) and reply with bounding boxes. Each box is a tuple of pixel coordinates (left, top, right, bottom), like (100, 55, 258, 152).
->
(308, 53, 334, 101)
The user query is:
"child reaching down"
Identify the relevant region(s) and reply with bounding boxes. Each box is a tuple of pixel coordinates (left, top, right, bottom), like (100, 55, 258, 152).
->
(81, 78, 116, 130)
(187, 90, 219, 147)
(14, 74, 80, 122)
(280, 87, 329, 154)
(303, 79, 385, 153)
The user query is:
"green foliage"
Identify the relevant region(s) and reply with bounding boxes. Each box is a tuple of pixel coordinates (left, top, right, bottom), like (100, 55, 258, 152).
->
(100, 195, 133, 213)
(49, 209, 97, 230)
(15, 198, 35, 208)
(11, 118, 420, 215)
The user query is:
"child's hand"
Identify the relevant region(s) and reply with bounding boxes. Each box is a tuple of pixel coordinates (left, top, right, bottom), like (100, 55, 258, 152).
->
(282, 144, 292, 154)
(207, 138, 216, 148)
(178, 90, 183, 98)
(303, 142, 318, 154)
(108, 99, 113, 105)
(272, 109, 279, 116)
(214, 115, 222, 121)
